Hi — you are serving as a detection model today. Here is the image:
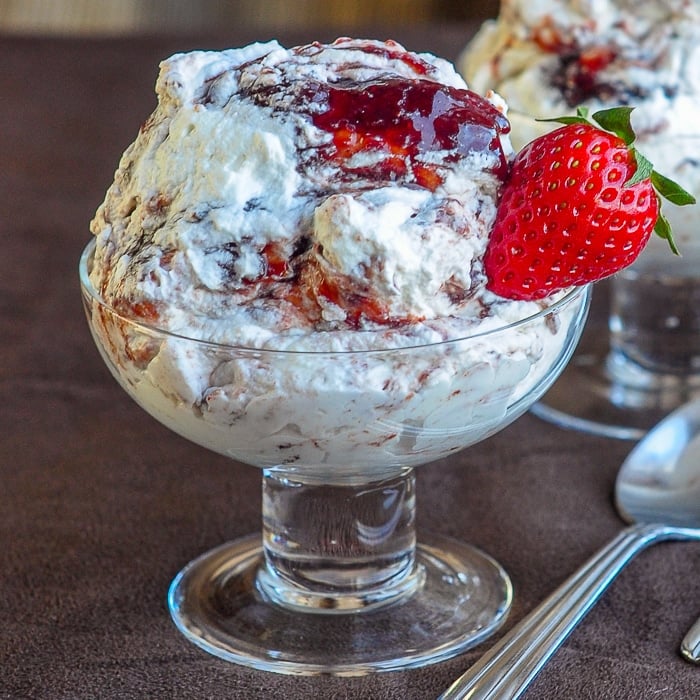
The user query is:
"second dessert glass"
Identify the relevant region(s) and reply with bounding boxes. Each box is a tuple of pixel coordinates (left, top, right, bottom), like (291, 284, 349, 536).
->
(80, 239, 590, 674)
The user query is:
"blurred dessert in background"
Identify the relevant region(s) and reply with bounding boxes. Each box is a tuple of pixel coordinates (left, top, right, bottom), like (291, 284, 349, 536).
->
(460, 0, 700, 232)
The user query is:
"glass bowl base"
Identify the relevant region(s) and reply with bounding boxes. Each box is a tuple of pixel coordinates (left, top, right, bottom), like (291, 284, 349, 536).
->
(167, 532, 512, 675)
(532, 331, 700, 441)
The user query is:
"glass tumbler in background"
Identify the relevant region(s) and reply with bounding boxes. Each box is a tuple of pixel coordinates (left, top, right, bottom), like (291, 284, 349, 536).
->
(610, 237, 700, 377)
(533, 175, 700, 440)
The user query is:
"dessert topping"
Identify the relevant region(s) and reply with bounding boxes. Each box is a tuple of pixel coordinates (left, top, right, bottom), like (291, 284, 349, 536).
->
(312, 78, 511, 187)
(485, 106, 696, 300)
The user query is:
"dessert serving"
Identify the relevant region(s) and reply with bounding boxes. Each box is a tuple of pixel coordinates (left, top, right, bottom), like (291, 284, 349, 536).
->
(85, 38, 586, 468)
(80, 37, 686, 674)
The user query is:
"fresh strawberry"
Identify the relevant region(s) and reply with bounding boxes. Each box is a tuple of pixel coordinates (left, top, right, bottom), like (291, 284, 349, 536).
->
(485, 106, 695, 301)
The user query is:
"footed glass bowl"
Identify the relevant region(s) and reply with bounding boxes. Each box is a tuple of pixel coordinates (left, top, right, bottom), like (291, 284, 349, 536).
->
(79, 239, 590, 675)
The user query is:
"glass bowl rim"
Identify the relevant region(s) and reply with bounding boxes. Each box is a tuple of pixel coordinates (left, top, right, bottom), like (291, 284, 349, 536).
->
(79, 238, 589, 356)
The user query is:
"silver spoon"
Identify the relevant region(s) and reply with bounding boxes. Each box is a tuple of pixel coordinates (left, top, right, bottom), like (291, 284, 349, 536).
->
(440, 398, 700, 700)
(681, 617, 700, 663)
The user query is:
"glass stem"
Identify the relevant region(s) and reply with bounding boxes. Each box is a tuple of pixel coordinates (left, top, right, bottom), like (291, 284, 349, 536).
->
(257, 466, 423, 613)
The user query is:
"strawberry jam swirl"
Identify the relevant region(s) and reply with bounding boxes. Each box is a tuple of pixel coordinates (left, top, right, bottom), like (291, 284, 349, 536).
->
(239, 78, 510, 190)
(231, 65, 511, 328)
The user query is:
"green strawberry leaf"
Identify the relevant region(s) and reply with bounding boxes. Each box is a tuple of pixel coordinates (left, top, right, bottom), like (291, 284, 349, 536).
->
(626, 148, 654, 186)
(620, 144, 694, 259)
(651, 170, 697, 206)
(590, 107, 636, 145)
(536, 105, 590, 127)
(653, 208, 679, 255)
(536, 115, 589, 126)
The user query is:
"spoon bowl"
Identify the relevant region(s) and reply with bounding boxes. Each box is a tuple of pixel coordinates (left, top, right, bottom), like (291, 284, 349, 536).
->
(616, 408, 700, 527)
(440, 398, 700, 700)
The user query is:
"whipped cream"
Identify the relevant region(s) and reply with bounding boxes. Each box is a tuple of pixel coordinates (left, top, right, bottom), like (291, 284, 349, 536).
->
(86, 39, 586, 474)
(91, 38, 524, 349)
(461, 1, 700, 140)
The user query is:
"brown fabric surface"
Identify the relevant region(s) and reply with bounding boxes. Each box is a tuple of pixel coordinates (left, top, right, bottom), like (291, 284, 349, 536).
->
(1, 28, 699, 700)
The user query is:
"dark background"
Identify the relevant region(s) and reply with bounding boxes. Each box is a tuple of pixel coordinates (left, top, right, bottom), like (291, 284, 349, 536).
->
(0, 0, 500, 36)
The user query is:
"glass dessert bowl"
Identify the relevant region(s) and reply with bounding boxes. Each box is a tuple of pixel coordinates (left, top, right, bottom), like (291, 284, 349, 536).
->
(80, 239, 590, 674)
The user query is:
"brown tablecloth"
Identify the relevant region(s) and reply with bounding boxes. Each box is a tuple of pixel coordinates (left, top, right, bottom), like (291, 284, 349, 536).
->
(1, 26, 699, 700)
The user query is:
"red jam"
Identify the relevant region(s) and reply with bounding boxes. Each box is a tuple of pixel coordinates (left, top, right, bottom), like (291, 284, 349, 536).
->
(276, 258, 408, 330)
(260, 242, 290, 278)
(532, 25, 620, 107)
(310, 78, 511, 188)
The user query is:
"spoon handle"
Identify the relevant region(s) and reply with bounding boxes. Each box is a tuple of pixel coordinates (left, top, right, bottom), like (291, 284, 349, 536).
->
(681, 616, 700, 663)
(439, 523, 664, 700)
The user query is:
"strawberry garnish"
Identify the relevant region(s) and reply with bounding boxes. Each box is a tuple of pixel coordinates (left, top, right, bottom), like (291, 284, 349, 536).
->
(485, 106, 696, 301)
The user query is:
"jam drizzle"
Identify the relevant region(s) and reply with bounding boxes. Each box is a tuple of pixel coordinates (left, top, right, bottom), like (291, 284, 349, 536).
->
(291, 38, 435, 77)
(309, 78, 511, 188)
(552, 46, 622, 107)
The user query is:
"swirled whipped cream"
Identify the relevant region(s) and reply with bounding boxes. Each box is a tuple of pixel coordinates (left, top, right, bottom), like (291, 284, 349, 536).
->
(86, 39, 584, 471)
(89, 38, 554, 350)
